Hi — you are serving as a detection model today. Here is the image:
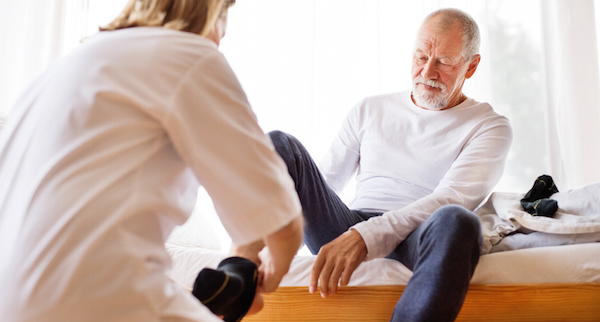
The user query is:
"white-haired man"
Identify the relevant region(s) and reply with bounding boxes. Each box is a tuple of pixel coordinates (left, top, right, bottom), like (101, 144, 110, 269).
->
(269, 8, 512, 321)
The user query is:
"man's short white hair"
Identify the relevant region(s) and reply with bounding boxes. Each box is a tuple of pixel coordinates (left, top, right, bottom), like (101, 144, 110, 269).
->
(421, 8, 481, 60)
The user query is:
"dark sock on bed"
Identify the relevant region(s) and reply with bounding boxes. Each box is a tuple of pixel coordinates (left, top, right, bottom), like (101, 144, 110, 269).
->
(520, 174, 559, 217)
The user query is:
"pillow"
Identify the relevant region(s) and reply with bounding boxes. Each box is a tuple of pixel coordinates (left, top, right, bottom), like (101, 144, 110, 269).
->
(551, 181, 600, 215)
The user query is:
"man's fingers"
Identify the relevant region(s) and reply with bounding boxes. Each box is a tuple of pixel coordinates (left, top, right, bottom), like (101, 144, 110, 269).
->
(309, 231, 368, 297)
(340, 258, 361, 287)
(317, 256, 335, 298)
(328, 260, 345, 295)
(309, 250, 326, 294)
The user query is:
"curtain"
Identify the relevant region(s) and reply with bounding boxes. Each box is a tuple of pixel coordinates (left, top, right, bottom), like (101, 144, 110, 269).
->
(542, 0, 600, 189)
(0, 0, 125, 116)
(0, 1, 64, 116)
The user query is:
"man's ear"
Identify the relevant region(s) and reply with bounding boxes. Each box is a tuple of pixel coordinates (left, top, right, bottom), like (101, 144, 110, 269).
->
(465, 54, 481, 79)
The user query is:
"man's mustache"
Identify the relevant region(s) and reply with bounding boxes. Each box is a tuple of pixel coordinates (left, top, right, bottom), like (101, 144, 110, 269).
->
(413, 76, 447, 92)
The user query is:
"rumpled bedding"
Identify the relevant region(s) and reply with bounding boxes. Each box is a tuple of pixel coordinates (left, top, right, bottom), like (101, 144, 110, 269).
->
(477, 181, 600, 254)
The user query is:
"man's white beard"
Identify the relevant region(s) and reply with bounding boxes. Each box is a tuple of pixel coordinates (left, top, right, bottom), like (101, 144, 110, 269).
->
(412, 76, 448, 111)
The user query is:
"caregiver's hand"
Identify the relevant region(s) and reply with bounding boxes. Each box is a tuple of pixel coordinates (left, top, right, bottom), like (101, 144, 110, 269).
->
(259, 216, 304, 292)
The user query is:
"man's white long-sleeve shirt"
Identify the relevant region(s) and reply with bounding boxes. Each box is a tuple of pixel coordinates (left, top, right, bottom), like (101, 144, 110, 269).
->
(319, 90, 512, 260)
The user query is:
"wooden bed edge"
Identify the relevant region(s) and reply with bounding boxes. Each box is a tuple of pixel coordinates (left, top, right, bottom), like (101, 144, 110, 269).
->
(242, 283, 600, 322)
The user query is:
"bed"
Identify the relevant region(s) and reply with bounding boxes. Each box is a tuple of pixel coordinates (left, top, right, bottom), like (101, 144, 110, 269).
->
(166, 183, 600, 322)
(167, 242, 600, 321)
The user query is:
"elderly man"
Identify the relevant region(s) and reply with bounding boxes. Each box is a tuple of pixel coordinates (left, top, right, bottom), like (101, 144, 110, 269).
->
(269, 8, 512, 322)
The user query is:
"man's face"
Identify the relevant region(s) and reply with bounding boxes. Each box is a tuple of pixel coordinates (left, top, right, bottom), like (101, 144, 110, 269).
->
(411, 18, 479, 110)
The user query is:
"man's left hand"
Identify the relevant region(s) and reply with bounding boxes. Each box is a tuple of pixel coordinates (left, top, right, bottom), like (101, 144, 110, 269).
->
(309, 228, 367, 298)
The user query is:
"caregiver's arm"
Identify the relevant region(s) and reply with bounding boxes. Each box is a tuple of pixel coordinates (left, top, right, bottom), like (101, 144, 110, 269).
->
(231, 215, 303, 292)
(166, 49, 304, 292)
(259, 215, 303, 292)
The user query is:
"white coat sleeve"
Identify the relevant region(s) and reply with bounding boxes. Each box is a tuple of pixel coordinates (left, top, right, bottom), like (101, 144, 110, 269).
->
(352, 115, 513, 260)
(163, 51, 301, 246)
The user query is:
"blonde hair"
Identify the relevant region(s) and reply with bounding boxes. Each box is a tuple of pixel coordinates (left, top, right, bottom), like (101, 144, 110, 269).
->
(100, 0, 235, 36)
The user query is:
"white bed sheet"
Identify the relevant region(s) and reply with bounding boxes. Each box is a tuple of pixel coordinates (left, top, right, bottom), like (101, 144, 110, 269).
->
(166, 242, 600, 289)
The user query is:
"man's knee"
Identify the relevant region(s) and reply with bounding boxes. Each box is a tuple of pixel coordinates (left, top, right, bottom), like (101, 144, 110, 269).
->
(268, 130, 286, 142)
(268, 130, 308, 163)
(433, 204, 480, 227)
(427, 205, 482, 245)
(268, 130, 294, 160)
(269, 130, 298, 154)
(268, 130, 301, 147)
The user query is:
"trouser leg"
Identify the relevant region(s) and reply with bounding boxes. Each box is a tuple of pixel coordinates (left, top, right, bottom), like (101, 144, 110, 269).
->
(268, 130, 372, 254)
(389, 205, 483, 322)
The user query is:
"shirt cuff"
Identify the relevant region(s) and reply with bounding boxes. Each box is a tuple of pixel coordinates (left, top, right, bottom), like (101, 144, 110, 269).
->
(350, 221, 382, 261)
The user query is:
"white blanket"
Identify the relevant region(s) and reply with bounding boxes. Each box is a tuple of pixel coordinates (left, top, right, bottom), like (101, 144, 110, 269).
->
(166, 242, 600, 288)
(477, 182, 600, 254)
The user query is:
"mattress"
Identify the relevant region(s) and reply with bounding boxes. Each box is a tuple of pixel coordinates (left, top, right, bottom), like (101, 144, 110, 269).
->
(166, 241, 600, 290)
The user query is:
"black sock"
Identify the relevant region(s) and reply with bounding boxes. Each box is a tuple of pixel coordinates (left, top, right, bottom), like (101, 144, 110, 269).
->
(520, 174, 559, 217)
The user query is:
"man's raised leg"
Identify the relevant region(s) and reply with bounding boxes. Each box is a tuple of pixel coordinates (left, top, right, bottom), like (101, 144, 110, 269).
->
(268, 130, 368, 254)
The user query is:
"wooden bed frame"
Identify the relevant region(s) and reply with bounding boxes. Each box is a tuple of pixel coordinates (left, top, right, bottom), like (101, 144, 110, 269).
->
(242, 283, 600, 322)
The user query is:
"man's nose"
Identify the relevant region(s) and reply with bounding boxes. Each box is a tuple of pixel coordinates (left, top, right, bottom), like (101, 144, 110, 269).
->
(421, 60, 438, 79)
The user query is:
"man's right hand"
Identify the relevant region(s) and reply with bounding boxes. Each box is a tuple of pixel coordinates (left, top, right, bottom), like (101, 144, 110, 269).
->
(309, 228, 367, 298)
